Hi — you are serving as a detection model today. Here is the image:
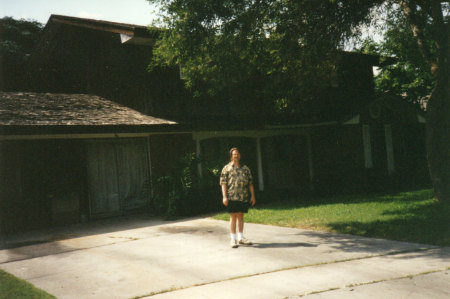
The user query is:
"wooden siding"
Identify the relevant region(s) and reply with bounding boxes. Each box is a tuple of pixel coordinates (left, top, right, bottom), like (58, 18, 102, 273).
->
(261, 135, 309, 191)
(0, 140, 86, 233)
(0, 142, 23, 233)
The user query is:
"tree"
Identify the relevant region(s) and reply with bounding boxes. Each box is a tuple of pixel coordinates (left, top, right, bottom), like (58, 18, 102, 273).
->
(0, 17, 43, 91)
(403, 1, 450, 203)
(148, 0, 381, 118)
(148, 0, 449, 202)
(358, 15, 434, 109)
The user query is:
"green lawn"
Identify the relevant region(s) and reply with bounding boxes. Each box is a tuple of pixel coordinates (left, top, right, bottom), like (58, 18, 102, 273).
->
(0, 269, 56, 299)
(213, 189, 450, 246)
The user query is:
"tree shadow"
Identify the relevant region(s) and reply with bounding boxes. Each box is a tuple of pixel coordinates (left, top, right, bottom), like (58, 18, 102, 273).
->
(386, 246, 450, 261)
(295, 230, 422, 255)
(0, 214, 205, 263)
(326, 201, 450, 247)
(252, 242, 317, 249)
(260, 189, 434, 210)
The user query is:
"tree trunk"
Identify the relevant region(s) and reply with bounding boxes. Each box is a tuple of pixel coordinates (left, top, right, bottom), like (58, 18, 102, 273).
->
(426, 79, 450, 203)
(426, 0, 450, 203)
(400, 0, 449, 202)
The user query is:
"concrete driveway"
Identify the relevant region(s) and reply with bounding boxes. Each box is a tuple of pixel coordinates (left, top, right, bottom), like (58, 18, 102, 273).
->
(0, 216, 449, 299)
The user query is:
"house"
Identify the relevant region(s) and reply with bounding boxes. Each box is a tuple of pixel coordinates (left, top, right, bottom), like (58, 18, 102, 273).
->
(0, 92, 191, 233)
(0, 15, 429, 234)
(192, 52, 428, 195)
(193, 93, 428, 196)
(27, 14, 187, 120)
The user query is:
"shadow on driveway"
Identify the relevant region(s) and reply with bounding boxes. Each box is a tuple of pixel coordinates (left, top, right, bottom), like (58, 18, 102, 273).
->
(252, 242, 317, 249)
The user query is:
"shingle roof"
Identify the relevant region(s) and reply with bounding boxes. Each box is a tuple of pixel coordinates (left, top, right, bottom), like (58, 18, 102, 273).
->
(45, 14, 158, 45)
(0, 92, 177, 126)
(48, 14, 151, 35)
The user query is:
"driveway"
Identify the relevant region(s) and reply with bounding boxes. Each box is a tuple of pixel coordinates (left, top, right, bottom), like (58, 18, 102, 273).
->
(0, 216, 449, 298)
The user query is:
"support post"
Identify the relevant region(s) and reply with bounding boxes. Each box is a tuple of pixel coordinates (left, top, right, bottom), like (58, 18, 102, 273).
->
(384, 124, 395, 175)
(256, 137, 264, 191)
(195, 138, 203, 179)
(363, 125, 373, 168)
(146, 137, 154, 199)
(306, 133, 315, 192)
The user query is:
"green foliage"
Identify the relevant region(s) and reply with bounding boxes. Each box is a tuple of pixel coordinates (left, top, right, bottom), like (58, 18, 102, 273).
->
(0, 17, 43, 91)
(357, 5, 437, 108)
(148, 0, 383, 115)
(0, 269, 56, 299)
(214, 189, 449, 246)
(151, 152, 221, 219)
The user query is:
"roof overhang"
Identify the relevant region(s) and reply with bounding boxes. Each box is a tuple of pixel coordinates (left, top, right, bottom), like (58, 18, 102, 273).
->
(0, 125, 189, 140)
(47, 14, 158, 46)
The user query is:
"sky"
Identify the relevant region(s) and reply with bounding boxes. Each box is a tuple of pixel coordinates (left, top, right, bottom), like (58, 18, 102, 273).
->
(1, 0, 158, 26)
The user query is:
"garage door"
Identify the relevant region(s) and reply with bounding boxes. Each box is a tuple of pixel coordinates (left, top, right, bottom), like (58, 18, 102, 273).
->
(86, 139, 150, 218)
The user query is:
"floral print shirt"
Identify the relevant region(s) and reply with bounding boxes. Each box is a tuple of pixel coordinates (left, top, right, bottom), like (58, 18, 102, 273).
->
(220, 163, 253, 202)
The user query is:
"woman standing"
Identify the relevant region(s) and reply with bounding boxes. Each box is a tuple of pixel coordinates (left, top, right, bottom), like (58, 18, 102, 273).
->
(220, 148, 256, 248)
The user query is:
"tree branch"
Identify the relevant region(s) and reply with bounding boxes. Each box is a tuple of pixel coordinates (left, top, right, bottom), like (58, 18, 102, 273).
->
(430, 1, 449, 53)
(399, 0, 438, 73)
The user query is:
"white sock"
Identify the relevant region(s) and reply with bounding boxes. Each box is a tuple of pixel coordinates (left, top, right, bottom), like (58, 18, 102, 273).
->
(238, 232, 244, 240)
(230, 233, 237, 241)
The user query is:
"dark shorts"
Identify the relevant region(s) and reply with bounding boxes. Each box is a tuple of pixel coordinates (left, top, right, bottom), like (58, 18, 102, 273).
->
(227, 200, 250, 213)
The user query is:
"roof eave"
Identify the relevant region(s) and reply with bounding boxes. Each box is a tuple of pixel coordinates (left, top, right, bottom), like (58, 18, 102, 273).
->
(47, 14, 158, 43)
(0, 124, 186, 137)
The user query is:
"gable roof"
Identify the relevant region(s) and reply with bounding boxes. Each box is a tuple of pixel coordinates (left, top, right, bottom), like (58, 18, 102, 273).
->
(45, 14, 157, 45)
(0, 92, 177, 126)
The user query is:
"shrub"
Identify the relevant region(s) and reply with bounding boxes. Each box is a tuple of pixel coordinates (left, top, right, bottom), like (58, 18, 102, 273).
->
(151, 152, 223, 219)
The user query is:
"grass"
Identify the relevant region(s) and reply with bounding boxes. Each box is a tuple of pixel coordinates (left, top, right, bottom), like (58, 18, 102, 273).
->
(0, 269, 56, 299)
(213, 189, 450, 246)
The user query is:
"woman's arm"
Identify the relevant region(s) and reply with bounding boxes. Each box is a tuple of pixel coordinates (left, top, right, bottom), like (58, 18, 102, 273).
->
(221, 184, 228, 206)
(249, 183, 256, 206)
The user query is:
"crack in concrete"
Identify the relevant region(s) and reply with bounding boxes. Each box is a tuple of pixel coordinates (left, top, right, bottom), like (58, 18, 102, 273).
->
(299, 269, 447, 297)
(132, 247, 436, 298)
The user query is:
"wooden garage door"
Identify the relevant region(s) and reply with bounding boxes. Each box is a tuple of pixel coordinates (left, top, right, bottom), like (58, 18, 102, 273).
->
(86, 139, 150, 218)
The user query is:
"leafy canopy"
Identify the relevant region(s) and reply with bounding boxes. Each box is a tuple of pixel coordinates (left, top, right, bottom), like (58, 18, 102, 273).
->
(148, 0, 383, 114)
(357, 2, 449, 109)
(0, 17, 43, 91)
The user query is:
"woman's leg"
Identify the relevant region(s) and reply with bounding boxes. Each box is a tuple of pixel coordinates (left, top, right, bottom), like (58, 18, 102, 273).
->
(229, 213, 239, 247)
(237, 212, 252, 245)
(237, 212, 244, 234)
(230, 213, 238, 234)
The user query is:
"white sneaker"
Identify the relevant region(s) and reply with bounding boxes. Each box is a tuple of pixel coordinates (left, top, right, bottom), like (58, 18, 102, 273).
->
(230, 239, 238, 248)
(238, 238, 253, 245)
